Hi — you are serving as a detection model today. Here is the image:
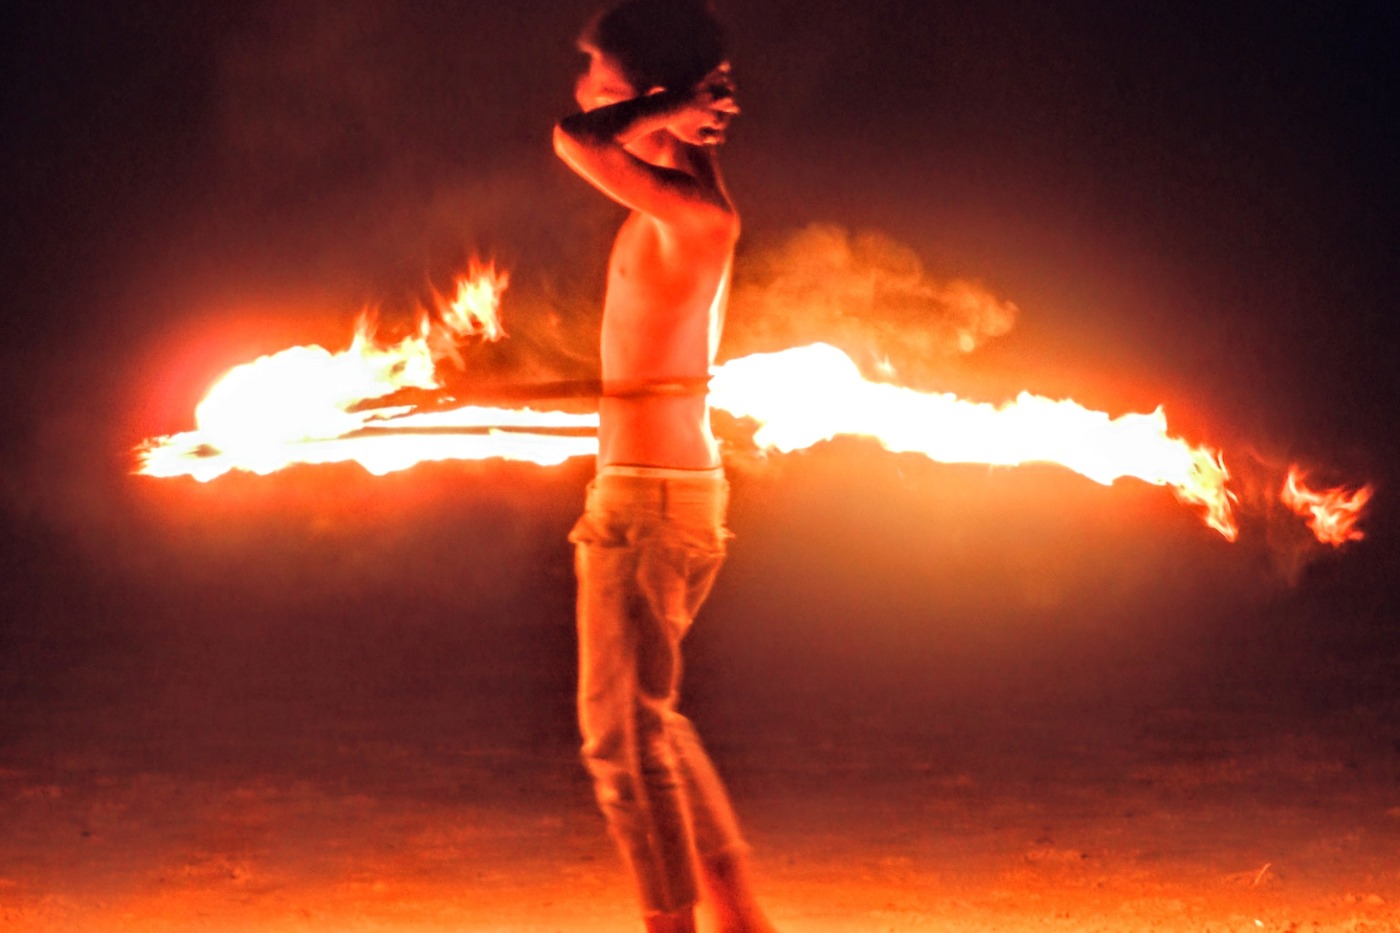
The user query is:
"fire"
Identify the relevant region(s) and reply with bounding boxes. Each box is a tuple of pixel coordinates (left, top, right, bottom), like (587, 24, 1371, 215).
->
(709, 343, 1238, 539)
(137, 264, 1374, 546)
(1281, 468, 1373, 546)
(429, 261, 509, 365)
(137, 264, 596, 481)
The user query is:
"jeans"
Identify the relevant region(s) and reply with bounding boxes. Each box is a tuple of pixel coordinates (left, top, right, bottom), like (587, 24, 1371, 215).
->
(569, 470, 747, 914)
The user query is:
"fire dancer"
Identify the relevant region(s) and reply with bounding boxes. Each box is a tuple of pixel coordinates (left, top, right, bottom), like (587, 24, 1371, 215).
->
(554, 2, 773, 932)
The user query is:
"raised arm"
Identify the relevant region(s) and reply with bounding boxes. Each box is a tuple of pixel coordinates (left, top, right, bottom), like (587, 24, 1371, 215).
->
(554, 66, 738, 228)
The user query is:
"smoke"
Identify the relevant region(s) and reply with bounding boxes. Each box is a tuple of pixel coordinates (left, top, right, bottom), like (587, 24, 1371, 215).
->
(723, 224, 1018, 382)
(431, 222, 1025, 417)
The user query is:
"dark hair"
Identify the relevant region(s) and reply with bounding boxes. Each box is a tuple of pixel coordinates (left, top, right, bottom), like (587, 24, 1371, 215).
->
(580, 0, 726, 93)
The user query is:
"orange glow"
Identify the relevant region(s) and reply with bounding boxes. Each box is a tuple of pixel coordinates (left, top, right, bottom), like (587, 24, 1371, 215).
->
(710, 343, 1238, 540)
(136, 264, 1382, 547)
(138, 333, 1238, 542)
(1281, 467, 1373, 546)
(136, 266, 596, 481)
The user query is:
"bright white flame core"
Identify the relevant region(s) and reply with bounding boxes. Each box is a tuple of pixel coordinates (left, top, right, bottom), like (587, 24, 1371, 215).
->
(710, 344, 1237, 539)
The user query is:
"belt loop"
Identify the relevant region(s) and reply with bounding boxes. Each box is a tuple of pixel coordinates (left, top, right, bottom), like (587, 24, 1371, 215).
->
(659, 479, 670, 516)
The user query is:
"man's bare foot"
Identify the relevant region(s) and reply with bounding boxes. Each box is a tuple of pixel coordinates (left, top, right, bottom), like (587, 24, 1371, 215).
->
(644, 908, 698, 933)
(702, 851, 778, 933)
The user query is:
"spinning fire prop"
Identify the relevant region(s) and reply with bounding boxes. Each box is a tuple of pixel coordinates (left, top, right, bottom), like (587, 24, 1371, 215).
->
(137, 265, 1370, 546)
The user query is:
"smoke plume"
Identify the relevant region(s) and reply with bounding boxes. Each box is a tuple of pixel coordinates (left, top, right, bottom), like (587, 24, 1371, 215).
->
(723, 224, 1018, 381)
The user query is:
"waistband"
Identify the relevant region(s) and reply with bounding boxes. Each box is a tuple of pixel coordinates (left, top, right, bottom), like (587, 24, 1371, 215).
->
(599, 464, 724, 481)
(601, 376, 711, 398)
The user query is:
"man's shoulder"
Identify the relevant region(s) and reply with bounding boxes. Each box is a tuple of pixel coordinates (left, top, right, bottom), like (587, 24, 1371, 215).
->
(621, 206, 738, 250)
(643, 203, 740, 245)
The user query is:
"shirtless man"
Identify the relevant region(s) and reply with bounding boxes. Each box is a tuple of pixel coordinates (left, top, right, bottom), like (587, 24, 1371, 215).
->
(554, 2, 774, 931)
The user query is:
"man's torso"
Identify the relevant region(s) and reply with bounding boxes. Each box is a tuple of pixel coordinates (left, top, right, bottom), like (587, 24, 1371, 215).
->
(598, 210, 736, 470)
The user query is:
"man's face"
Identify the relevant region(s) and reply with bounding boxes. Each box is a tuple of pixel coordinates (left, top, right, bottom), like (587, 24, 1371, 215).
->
(575, 49, 635, 112)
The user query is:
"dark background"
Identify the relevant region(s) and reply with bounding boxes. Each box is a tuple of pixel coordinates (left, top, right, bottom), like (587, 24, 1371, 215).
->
(1, 0, 1398, 793)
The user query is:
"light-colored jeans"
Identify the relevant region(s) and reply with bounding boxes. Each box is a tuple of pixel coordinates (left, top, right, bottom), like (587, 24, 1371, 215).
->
(569, 470, 747, 914)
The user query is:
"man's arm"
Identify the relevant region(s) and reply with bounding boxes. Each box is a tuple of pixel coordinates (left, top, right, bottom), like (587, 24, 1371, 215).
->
(554, 73, 736, 227)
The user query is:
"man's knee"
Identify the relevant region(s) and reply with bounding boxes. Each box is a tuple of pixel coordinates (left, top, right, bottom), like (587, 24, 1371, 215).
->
(581, 739, 635, 807)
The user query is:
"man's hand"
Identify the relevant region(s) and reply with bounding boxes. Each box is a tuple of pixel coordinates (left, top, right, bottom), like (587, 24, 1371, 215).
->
(688, 62, 739, 145)
(555, 59, 741, 223)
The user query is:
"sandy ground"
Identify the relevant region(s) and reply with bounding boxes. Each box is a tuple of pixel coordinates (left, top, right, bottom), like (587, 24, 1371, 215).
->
(3, 688, 1399, 933)
(2, 462, 1399, 932)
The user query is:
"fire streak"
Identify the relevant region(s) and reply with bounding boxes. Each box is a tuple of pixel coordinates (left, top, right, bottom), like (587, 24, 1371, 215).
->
(1281, 468, 1373, 546)
(709, 344, 1237, 540)
(136, 263, 596, 481)
(136, 266, 1371, 545)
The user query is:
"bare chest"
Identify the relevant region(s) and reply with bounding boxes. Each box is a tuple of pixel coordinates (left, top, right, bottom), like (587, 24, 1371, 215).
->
(606, 215, 690, 302)
(601, 214, 732, 377)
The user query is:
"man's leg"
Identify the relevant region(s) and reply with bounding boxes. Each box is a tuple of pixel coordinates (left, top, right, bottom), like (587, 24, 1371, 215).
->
(574, 479, 702, 918)
(576, 535, 702, 916)
(637, 477, 776, 933)
(668, 711, 775, 932)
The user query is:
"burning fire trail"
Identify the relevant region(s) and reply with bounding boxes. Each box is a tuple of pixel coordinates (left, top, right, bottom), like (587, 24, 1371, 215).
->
(1281, 468, 1373, 547)
(136, 266, 1371, 545)
(138, 263, 599, 482)
(709, 344, 1237, 539)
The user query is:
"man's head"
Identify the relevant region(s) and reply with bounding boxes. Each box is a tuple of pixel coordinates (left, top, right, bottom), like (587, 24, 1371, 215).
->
(577, 0, 726, 98)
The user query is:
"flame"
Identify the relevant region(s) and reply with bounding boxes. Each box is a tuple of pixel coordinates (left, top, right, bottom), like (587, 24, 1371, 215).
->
(436, 262, 509, 343)
(1281, 467, 1373, 546)
(136, 266, 596, 481)
(141, 330, 1238, 543)
(428, 262, 508, 367)
(710, 344, 1238, 539)
(138, 265, 1377, 547)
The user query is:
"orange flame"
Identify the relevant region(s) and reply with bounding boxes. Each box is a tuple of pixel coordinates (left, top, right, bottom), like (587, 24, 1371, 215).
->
(436, 262, 509, 343)
(136, 266, 595, 481)
(136, 277, 1240, 538)
(138, 264, 1379, 548)
(1281, 467, 1373, 546)
(427, 261, 508, 368)
(710, 344, 1238, 539)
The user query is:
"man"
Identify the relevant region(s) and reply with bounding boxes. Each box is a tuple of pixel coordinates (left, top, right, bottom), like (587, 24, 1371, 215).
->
(553, 2, 774, 932)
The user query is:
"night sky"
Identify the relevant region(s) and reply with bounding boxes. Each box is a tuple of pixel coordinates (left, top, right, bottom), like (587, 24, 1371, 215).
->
(2, 0, 1399, 849)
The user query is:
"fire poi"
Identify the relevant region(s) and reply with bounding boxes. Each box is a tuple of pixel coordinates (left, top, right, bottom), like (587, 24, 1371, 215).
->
(135, 264, 1372, 547)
